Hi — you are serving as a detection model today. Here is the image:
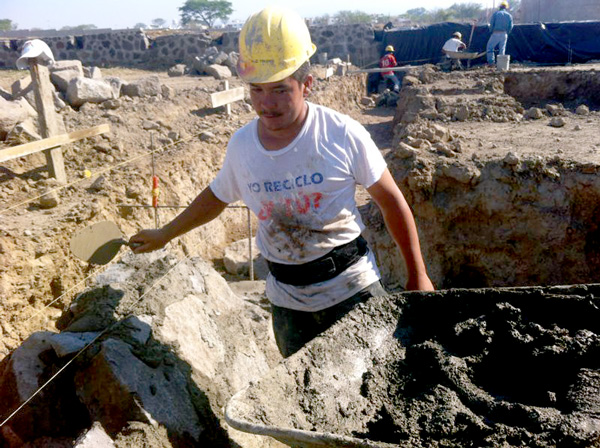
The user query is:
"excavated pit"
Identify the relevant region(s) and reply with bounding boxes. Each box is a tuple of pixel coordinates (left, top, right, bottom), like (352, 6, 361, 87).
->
(362, 64, 600, 291)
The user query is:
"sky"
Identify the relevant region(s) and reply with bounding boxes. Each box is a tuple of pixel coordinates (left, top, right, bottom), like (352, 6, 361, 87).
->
(2, 0, 498, 30)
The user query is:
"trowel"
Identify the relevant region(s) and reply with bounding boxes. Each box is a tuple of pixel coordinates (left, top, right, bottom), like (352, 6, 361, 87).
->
(70, 221, 139, 265)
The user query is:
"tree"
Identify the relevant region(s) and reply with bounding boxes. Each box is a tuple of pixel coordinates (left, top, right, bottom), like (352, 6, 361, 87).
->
(134, 22, 148, 29)
(151, 18, 167, 28)
(61, 24, 98, 31)
(429, 9, 454, 23)
(508, 0, 521, 11)
(179, 0, 233, 28)
(448, 3, 483, 21)
(333, 10, 373, 25)
(405, 8, 427, 18)
(0, 19, 17, 31)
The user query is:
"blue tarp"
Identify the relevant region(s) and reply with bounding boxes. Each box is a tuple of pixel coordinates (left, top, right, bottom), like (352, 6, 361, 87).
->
(381, 21, 600, 66)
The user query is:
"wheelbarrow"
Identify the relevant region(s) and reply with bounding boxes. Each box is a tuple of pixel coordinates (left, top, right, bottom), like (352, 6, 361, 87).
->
(225, 284, 600, 447)
(442, 50, 486, 69)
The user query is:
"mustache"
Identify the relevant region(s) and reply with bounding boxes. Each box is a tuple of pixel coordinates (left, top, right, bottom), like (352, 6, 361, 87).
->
(258, 110, 283, 117)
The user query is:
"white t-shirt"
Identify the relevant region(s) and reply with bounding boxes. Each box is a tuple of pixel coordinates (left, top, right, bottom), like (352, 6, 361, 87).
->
(210, 102, 386, 311)
(442, 38, 465, 55)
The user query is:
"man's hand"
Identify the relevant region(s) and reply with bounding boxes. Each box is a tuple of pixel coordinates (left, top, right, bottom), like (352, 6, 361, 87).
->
(367, 169, 436, 293)
(129, 228, 170, 254)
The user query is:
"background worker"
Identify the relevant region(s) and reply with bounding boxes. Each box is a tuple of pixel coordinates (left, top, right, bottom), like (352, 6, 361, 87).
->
(379, 45, 401, 92)
(486, 1, 513, 66)
(130, 6, 434, 357)
(441, 31, 467, 70)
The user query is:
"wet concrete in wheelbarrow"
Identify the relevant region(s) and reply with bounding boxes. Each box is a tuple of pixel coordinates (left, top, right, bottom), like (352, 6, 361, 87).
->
(227, 284, 600, 447)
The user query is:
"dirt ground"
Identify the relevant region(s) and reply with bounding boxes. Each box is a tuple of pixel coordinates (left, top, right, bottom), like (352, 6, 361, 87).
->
(1, 61, 600, 446)
(1, 62, 599, 357)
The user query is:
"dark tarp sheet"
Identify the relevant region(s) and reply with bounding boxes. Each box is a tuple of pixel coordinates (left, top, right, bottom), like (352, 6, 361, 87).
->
(381, 21, 600, 66)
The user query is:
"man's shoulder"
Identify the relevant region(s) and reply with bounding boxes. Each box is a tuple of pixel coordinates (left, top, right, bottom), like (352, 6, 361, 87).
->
(310, 103, 355, 127)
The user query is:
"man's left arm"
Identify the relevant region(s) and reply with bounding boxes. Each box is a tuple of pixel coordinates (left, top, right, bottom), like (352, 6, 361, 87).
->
(367, 169, 435, 291)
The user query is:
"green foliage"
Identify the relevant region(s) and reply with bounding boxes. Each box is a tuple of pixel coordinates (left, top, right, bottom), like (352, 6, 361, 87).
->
(151, 18, 167, 28)
(0, 18, 16, 31)
(448, 3, 483, 20)
(405, 8, 427, 18)
(402, 3, 484, 24)
(134, 23, 148, 29)
(179, 0, 233, 28)
(333, 10, 372, 25)
(507, 0, 521, 10)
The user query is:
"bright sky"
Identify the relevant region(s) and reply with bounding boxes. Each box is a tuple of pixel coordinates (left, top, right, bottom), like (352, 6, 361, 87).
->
(3, 0, 498, 30)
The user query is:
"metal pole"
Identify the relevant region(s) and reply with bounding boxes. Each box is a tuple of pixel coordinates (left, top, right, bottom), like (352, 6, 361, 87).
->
(247, 207, 254, 281)
(151, 134, 159, 229)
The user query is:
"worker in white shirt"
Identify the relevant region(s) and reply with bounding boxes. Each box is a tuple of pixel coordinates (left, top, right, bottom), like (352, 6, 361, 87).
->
(441, 31, 467, 71)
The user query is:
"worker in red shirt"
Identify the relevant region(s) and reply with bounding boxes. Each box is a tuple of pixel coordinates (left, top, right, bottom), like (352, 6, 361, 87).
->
(379, 45, 400, 92)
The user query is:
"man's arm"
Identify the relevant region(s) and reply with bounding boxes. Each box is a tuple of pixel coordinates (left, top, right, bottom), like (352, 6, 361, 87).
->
(130, 185, 228, 253)
(367, 169, 435, 291)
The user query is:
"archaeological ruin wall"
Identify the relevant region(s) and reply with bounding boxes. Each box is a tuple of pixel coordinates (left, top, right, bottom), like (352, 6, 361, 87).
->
(0, 23, 382, 70)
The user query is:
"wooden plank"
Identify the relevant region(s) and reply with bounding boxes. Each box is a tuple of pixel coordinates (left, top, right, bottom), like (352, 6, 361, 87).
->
(29, 62, 67, 183)
(347, 66, 413, 74)
(0, 124, 111, 163)
(210, 87, 245, 108)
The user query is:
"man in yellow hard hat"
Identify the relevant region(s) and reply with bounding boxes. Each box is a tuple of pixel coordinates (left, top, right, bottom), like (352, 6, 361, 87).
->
(486, 1, 513, 66)
(379, 44, 400, 92)
(130, 6, 434, 357)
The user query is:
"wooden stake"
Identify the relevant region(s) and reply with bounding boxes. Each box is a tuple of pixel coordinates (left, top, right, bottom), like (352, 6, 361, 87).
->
(0, 124, 110, 163)
(29, 61, 67, 184)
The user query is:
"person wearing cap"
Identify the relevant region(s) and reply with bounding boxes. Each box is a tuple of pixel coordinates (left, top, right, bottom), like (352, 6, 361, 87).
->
(379, 45, 400, 92)
(486, 1, 513, 66)
(441, 32, 467, 71)
(130, 6, 434, 357)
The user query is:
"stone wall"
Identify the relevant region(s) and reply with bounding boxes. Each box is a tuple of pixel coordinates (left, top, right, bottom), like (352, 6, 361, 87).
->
(0, 30, 150, 68)
(0, 24, 382, 70)
(219, 23, 381, 67)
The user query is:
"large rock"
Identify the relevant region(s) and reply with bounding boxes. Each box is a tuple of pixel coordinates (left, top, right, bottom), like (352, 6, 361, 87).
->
(103, 76, 123, 98)
(50, 60, 84, 77)
(224, 237, 269, 279)
(167, 64, 187, 77)
(121, 75, 161, 97)
(0, 252, 282, 447)
(83, 66, 102, 79)
(66, 77, 115, 107)
(0, 97, 37, 140)
(50, 69, 80, 92)
(205, 64, 232, 80)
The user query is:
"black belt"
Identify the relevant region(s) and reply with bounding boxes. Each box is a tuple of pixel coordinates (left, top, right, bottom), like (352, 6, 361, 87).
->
(267, 236, 368, 286)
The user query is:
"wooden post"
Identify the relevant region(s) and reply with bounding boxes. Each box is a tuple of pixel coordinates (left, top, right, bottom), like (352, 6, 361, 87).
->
(29, 61, 67, 184)
(224, 80, 231, 116)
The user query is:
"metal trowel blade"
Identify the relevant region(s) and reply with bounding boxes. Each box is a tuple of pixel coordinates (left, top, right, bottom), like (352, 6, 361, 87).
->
(70, 221, 129, 265)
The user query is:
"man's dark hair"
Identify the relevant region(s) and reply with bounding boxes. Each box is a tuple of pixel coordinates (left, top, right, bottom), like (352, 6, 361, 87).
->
(291, 61, 311, 84)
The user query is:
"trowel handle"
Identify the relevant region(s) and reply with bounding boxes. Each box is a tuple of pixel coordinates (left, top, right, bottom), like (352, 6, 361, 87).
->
(117, 238, 142, 249)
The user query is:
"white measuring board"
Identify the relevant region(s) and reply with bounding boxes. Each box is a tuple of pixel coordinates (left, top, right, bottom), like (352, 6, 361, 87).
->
(210, 87, 245, 108)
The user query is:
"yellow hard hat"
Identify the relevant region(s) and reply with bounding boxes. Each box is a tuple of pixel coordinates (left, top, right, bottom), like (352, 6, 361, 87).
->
(499, 1, 509, 8)
(385, 45, 395, 52)
(237, 6, 317, 84)
(453, 31, 462, 39)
